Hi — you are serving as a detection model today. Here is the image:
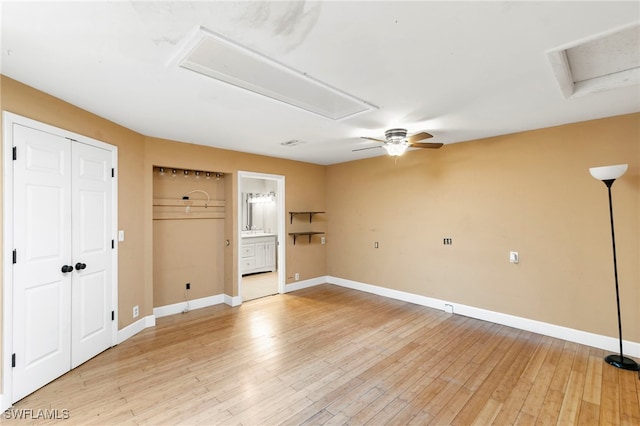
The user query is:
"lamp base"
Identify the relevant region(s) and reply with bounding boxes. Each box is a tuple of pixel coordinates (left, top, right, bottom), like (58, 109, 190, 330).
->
(604, 354, 639, 371)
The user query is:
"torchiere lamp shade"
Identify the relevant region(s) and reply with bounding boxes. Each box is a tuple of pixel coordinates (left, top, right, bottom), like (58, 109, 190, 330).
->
(589, 164, 628, 181)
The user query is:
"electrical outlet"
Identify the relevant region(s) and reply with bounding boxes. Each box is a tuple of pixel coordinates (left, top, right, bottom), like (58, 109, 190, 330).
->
(186, 282, 191, 290)
(133, 305, 139, 318)
(294, 273, 300, 281)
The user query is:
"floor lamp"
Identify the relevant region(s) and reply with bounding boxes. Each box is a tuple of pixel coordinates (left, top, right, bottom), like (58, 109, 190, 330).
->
(589, 163, 639, 371)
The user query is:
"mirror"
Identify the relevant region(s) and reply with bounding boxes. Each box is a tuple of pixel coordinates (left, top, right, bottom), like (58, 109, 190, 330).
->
(241, 178, 277, 233)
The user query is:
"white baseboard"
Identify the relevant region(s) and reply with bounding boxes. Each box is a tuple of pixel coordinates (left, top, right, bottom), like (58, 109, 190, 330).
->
(327, 276, 640, 358)
(117, 315, 155, 344)
(117, 277, 640, 358)
(153, 294, 225, 318)
(118, 294, 238, 346)
(285, 275, 328, 293)
(225, 294, 242, 307)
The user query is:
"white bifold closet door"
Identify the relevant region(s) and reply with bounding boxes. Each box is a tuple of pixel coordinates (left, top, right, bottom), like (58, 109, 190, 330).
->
(12, 123, 113, 402)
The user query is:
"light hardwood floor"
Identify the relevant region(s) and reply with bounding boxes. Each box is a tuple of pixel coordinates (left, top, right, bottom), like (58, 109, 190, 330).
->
(6, 284, 640, 425)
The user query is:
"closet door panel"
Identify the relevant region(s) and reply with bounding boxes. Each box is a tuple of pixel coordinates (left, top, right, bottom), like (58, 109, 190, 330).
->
(71, 142, 113, 368)
(12, 124, 72, 402)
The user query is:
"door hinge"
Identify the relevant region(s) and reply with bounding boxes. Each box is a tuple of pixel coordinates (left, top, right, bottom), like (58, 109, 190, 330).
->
(111, 168, 115, 178)
(111, 311, 115, 321)
(12, 249, 16, 264)
(12, 146, 17, 161)
(12, 353, 16, 368)
(112, 240, 115, 249)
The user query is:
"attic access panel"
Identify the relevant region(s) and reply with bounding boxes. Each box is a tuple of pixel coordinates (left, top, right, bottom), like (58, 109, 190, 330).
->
(548, 24, 640, 98)
(173, 27, 377, 120)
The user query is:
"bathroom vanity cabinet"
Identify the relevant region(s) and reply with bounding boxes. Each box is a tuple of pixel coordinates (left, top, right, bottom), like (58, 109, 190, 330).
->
(241, 234, 276, 275)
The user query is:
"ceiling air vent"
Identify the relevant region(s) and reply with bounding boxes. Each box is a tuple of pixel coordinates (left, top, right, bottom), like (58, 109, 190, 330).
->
(171, 26, 378, 120)
(548, 23, 639, 98)
(280, 139, 306, 147)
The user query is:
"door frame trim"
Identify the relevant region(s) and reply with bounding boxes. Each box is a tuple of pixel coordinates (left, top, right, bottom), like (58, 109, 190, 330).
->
(237, 171, 286, 301)
(1, 112, 119, 409)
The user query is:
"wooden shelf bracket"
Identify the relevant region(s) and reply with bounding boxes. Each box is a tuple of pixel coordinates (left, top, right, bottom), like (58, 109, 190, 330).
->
(288, 232, 325, 245)
(289, 211, 325, 224)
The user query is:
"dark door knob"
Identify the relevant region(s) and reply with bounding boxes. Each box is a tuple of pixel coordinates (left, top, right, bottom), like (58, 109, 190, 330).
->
(75, 263, 87, 271)
(61, 265, 73, 273)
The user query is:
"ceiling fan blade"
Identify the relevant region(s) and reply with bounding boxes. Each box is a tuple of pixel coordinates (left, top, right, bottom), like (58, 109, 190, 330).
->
(409, 142, 443, 149)
(352, 146, 382, 152)
(360, 136, 387, 143)
(407, 132, 433, 143)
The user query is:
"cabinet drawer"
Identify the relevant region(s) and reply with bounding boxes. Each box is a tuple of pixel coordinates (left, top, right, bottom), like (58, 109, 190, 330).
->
(242, 258, 255, 270)
(241, 245, 255, 257)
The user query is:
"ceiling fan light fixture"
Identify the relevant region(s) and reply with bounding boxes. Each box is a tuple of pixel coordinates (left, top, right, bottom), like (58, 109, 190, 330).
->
(357, 128, 439, 156)
(385, 128, 408, 143)
(383, 142, 409, 156)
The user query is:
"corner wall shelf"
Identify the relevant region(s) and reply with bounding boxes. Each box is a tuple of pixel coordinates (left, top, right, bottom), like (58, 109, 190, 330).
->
(289, 211, 325, 224)
(288, 232, 325, 245)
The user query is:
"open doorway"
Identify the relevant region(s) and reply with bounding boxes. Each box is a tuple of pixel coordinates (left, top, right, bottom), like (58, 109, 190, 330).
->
(238, 172, 285, 302)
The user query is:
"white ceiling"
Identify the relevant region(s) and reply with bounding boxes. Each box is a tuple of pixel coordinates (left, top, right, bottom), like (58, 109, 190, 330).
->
(1, 1, 639, 165)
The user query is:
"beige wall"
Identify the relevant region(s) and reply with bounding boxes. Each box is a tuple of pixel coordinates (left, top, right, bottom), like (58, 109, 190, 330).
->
(153, 170, 226, 307)
(327, 113, 640, 342)
(144, 137, 328, 304)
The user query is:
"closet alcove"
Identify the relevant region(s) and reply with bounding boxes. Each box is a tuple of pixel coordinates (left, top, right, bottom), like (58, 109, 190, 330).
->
(152, 167, 227, 309)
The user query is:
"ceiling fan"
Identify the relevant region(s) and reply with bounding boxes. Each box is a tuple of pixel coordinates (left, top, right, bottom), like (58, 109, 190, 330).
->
(355, 128, 443, 156)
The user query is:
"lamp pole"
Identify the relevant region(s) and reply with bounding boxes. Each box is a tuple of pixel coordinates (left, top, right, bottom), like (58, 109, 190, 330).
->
(590, 164, 638, 371)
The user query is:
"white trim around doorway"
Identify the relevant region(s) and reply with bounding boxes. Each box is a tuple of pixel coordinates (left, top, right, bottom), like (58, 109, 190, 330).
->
(237, 171, 286, 303)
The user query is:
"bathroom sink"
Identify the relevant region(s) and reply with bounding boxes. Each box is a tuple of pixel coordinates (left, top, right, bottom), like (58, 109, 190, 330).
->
(241, 231, 275, 237)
